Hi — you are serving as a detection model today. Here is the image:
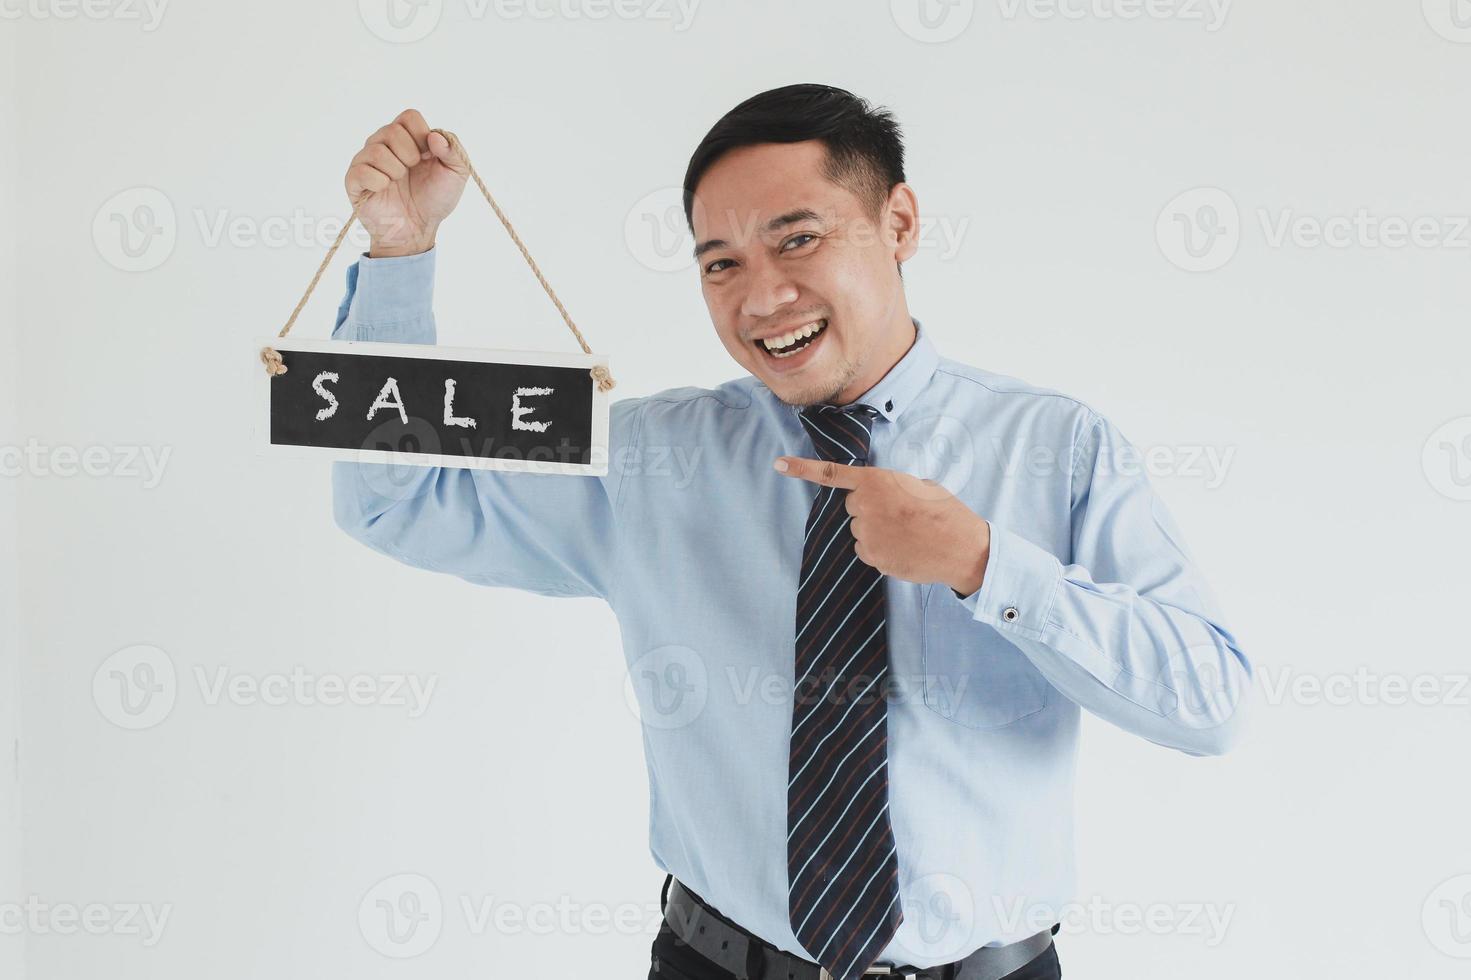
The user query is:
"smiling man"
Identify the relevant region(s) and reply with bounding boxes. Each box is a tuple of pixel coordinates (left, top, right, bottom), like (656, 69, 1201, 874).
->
(331, 85, 1252, 980)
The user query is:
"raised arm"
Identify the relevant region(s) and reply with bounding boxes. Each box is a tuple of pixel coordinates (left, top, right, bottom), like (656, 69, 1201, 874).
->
(329, 248, 643, 599)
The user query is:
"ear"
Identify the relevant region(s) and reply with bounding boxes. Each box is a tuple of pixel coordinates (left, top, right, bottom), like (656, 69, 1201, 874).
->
(884, 182, 922, 264)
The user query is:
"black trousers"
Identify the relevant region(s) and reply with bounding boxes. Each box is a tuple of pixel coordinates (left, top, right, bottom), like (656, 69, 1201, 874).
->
(647, 877, 1062, 980)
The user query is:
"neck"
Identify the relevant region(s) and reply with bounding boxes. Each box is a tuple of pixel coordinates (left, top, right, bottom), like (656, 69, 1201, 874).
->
(832, 312, 918, 406)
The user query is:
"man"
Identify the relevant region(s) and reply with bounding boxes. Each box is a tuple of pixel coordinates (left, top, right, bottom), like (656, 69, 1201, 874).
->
(331, 85, 1252, 980)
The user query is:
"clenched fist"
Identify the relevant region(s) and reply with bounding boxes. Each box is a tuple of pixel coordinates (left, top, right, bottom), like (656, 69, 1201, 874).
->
(345, 108, 469, 258)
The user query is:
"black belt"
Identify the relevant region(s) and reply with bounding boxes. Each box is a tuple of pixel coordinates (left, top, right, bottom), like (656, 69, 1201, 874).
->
(657, 875, 1056, 980)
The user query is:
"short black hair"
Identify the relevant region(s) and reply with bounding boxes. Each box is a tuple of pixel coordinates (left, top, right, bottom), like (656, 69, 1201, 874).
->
(682, 83, 907, 231)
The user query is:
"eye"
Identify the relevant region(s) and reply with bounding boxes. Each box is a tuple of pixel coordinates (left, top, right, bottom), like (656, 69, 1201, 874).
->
(703, 258, 734, 275)
(781, 233, 818, 252)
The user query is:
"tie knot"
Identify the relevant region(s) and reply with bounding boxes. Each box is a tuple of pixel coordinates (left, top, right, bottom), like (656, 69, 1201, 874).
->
(799, 403, 880, 464)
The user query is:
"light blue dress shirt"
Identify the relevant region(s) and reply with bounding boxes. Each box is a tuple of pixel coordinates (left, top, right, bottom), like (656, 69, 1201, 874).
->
(329, 247, 1253, 968)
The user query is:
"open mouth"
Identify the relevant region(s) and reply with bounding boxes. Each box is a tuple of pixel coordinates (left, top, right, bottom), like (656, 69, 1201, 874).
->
(755, 318, 828, 361)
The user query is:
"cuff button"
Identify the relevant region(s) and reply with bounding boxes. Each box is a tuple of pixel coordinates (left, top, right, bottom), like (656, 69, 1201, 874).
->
(1002, 606, 1019, 623)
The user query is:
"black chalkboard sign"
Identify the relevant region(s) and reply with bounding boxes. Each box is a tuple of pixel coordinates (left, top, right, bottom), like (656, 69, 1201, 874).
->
(260, 338, 610, 476)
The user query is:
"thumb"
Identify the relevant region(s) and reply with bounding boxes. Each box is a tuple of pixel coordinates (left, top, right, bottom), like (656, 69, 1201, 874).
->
(427, 130, 469, 177)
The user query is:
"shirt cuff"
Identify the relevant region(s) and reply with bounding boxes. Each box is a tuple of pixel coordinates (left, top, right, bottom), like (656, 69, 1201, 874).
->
(348, 246, 436, 341)
(956, 521, 1063, 639)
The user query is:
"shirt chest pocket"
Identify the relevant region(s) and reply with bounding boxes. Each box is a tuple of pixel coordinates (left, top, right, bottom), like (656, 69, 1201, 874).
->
(918, 583, 1050, 730)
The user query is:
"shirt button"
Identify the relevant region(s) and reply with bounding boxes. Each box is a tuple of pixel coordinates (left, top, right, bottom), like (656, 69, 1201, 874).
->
(1002, 606, 1019, 623)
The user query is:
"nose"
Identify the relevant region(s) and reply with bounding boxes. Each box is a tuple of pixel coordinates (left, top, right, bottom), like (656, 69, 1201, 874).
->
(739, 255, 799, 320)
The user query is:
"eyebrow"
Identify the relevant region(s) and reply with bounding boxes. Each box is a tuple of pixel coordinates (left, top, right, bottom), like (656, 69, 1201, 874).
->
(692, 207, 826, 261)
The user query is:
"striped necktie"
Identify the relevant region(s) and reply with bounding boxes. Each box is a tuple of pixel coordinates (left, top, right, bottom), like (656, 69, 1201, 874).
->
(787, 402, 903, 980)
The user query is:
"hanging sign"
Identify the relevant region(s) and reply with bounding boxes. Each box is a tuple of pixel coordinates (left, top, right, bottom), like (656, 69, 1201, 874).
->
(258, 126, 614, 477)
(260, 338, 610, 476)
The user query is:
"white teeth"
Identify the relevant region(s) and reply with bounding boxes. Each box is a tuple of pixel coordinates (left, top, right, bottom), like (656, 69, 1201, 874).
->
(762, 320, 826, 352)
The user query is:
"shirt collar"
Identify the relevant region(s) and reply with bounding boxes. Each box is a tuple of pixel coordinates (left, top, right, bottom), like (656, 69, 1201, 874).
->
(766, 316, 939, 424)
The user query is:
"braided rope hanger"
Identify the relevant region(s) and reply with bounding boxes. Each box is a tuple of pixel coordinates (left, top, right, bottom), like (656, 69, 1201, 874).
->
(259, 128, 615, 393)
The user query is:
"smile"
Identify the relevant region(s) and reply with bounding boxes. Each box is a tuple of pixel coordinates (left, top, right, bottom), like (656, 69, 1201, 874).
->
(756, 319, 828, 360)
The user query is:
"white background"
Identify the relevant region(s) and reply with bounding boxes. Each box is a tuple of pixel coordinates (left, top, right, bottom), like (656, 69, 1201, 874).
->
(2, 1, 1469, 978)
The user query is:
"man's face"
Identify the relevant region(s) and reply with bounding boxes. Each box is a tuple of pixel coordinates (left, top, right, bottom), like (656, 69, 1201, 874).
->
(690, 141, 918, 408)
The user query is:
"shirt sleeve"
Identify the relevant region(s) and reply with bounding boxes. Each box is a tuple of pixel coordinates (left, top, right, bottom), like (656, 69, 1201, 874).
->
(328, 247, 643, 600)
(957, 410, 1253, 756)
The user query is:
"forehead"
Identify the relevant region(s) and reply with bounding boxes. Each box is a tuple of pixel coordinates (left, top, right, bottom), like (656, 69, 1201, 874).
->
(690, 140, 859, 243)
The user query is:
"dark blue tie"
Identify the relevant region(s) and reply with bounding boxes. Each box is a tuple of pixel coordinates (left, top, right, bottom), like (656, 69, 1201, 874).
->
(787, 402, 903, 980)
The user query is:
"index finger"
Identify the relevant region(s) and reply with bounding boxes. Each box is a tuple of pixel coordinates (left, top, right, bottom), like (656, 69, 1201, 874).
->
(774, 455, 863, 490)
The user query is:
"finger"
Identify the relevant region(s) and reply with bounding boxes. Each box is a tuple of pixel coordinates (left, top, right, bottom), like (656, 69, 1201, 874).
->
(367, 122, 422, 170)
(394, 108, 432, 150)
(773, 455, 862, 490)
(345, 162, 393, 201)
(352, 143, 408, 182)
(427, 129, 469, 175)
